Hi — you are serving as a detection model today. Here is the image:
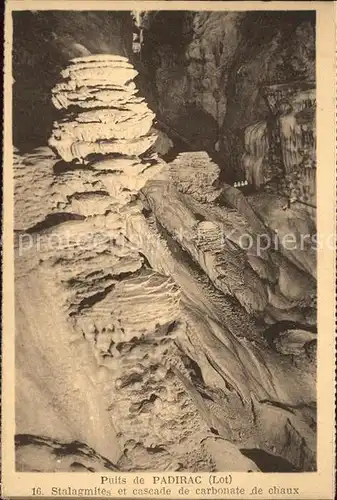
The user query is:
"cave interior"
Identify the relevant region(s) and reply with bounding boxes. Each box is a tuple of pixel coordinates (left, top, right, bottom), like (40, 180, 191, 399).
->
(13, 10, 317, 474)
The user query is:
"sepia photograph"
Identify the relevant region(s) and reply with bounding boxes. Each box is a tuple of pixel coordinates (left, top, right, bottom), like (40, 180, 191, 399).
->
(1, 2, 335, 498)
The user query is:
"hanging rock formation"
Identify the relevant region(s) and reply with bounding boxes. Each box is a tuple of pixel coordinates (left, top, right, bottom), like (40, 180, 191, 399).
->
(241, 122, 270, 189)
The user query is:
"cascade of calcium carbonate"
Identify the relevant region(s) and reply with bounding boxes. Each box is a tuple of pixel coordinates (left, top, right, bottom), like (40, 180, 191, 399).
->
(278, 113, 303, 173)
(241, 121, 269, 188)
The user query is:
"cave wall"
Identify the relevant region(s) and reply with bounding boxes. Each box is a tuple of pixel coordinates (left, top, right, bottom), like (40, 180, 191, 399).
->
(138, 11, 316, 183)
(12, 11, 133, 151)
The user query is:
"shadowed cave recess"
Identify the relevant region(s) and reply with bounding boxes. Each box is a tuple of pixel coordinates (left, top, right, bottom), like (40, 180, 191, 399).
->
(14, 10, 317, 473)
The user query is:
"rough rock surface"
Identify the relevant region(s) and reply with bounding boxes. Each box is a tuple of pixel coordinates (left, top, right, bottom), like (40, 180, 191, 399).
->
(137, 11, 315, 184)
(16, 435, 119, 472)
(15, 54, 316, 472)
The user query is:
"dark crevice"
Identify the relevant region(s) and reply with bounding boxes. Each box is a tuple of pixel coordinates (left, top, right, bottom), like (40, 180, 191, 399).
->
(74, 268, 144, 314)
(86, 153, 137, 166)
(166, 321, 178, 335)
(258, 399, 296, 415)
(199, 391, 215, 402)
(67, 190, 110, 200)
(146, 445, 166, 454)
(63, 103, 135, 116)
(133, 394, 159, 413)
(15, 434, 118, 470)
(181, 354, 205, 386)
(260, 399, 316, 412)
(26, 213, 86, 233)
(53, 160, 85, 174)
(70, 462, 96, 472)
(75, 283, 116, 313)
(138, 252, 152, 269)
(141, 207, 153, 219)
(263, 320, 317, 347)
(239, 448, 299, 472)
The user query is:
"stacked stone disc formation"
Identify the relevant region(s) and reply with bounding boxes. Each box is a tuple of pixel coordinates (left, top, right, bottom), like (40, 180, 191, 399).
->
(169, 151, 222, 202)
(49, 54, 158, 163)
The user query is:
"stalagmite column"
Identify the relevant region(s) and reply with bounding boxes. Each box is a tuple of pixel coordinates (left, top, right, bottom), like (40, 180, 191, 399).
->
(14, 53, 174, 466)
(16, 55, 227, 472)
(49, 55, 158, 162)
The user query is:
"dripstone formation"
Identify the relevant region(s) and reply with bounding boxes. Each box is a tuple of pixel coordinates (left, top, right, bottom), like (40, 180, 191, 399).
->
(15, 55, 317, 473)
(49, 55, 157, 162)
(15, 55, 232, 471)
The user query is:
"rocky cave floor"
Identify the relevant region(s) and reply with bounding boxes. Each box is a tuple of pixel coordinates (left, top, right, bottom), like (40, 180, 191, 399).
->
(14, 53, 316, 474)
